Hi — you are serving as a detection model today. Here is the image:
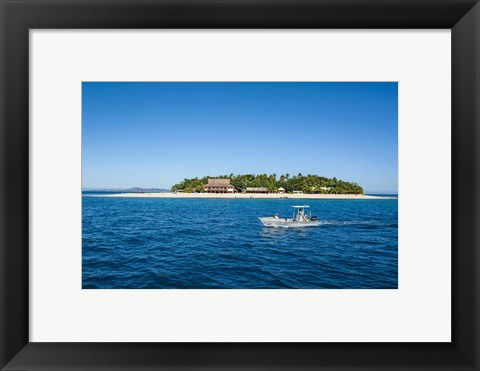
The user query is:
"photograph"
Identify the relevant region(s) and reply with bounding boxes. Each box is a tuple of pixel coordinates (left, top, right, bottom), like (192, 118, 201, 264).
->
(82, 81, 398, 289)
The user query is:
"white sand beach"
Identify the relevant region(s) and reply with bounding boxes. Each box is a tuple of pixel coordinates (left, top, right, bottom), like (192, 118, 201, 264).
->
(90, 192, 395, 200)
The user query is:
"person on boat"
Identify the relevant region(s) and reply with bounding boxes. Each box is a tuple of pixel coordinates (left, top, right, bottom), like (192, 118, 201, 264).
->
(274, 213, 279, 219)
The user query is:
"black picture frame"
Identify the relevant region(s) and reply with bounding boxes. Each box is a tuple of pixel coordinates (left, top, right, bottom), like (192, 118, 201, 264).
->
(1, 0, 479, 370)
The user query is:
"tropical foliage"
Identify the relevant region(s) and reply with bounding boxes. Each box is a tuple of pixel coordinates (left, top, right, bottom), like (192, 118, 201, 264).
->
(171, 173, 363, 194)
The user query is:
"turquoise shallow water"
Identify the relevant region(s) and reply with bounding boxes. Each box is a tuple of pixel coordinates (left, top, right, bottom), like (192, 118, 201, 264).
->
(82, 196, 398, 289)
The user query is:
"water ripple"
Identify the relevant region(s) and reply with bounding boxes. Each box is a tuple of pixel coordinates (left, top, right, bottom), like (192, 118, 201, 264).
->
(82, 197, 398, 289)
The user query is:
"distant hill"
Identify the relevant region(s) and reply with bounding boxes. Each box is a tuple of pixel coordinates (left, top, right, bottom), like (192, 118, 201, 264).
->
(83, 187, 170, 193)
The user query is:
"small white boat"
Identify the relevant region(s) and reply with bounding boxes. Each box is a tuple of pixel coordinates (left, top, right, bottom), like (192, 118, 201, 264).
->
(258, 205, 320, 228)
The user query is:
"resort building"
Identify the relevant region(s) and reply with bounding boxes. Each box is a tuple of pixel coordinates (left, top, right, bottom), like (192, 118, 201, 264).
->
(292, 190, 304, 194)
(204, 178, 236, 193)
(243, 187, 269, 194)
(278, 187, 285, 194)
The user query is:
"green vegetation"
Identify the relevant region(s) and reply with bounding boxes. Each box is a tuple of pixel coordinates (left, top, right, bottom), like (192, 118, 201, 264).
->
(171, 173, 363, 194)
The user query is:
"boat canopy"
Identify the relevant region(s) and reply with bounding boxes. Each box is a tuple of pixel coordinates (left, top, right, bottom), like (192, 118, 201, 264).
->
(292, 205, 310, 208)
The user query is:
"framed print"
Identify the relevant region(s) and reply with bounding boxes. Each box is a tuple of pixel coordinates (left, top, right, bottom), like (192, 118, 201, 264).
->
(1, 1, 479, 370)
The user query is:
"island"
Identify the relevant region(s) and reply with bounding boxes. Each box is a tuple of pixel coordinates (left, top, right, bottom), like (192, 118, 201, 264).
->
(172, 174, 363, 194)
(88, 174, 396, 199)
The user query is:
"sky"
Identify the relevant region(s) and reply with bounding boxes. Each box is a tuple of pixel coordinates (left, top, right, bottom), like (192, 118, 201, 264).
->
(82, 82, 398, 193)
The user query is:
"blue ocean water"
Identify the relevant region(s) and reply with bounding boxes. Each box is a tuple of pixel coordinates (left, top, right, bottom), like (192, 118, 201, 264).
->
(82, 197, 398, 289)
